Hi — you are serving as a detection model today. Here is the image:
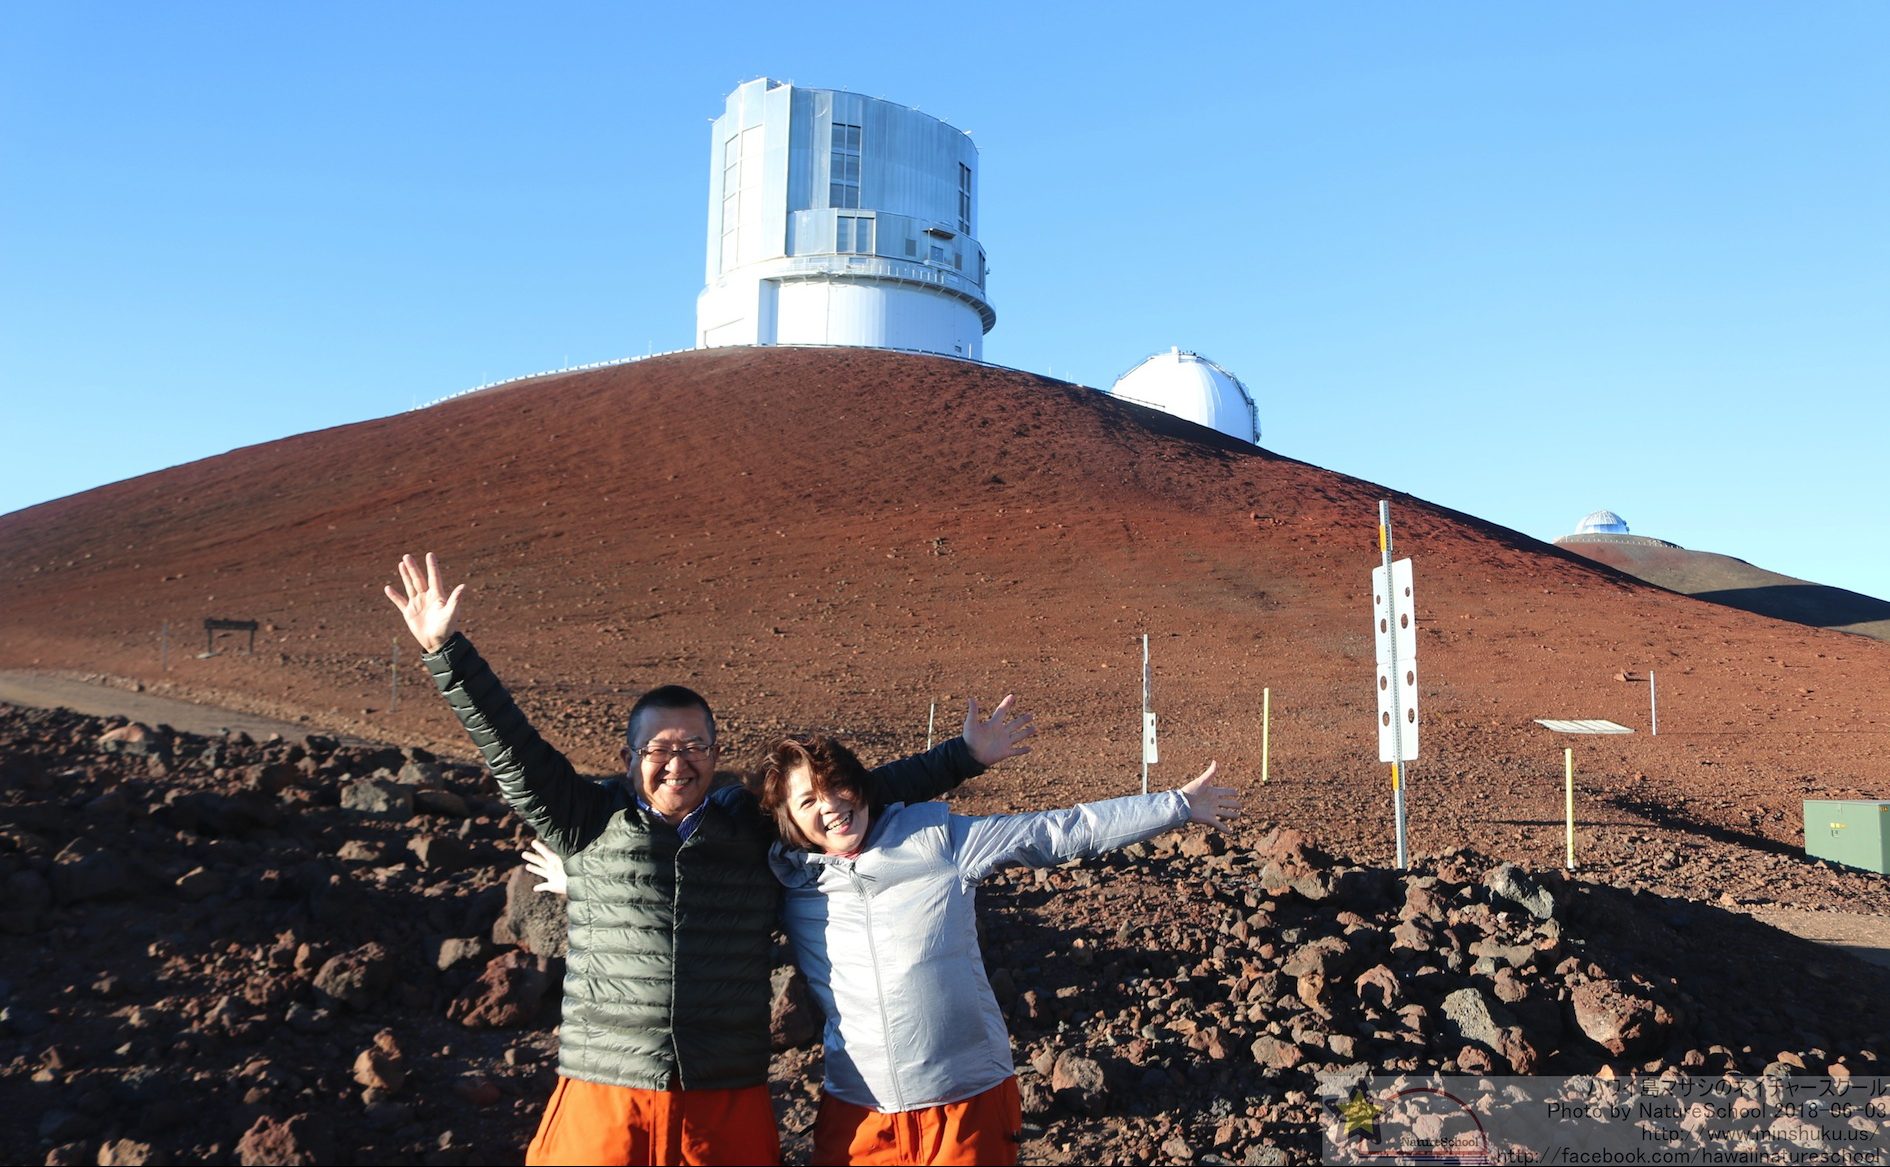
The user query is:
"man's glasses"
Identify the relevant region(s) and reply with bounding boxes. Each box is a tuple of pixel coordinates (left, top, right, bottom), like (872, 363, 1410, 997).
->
(636, 741, 714, 765)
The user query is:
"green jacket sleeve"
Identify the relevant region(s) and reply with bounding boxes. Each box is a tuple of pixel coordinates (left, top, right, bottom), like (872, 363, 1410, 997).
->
(866, 736, 987, 806)
(422, 632, 614, 856)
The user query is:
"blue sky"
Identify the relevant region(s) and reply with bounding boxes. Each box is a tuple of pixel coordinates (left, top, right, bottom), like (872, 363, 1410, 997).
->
(5, 2, 1887, 602)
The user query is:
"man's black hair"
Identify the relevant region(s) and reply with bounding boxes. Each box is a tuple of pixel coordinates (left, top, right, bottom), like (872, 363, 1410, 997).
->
(625, 684, 717, 749)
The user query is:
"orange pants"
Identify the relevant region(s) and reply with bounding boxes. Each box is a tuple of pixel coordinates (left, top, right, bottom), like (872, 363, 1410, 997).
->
(812, 1077, 1022, 1166)
(525, 1075, 781, 1166)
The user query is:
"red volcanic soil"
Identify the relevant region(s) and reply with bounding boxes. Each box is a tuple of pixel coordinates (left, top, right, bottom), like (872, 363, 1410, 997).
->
(3, 344, 1889, 911)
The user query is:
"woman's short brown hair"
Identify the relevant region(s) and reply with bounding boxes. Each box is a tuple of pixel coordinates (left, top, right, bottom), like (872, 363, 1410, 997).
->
(759, 734, 882, 851)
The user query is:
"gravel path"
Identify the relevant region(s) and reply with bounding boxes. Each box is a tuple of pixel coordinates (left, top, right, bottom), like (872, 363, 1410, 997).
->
(0, 671, 347, 744)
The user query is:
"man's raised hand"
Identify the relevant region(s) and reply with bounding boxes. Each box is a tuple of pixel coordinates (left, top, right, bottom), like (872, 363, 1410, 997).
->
(1178, 762, 1241, 831)
(383, 551, 464, 653)
(523, 839, 568, 896)
(962, 694, 1037, 766)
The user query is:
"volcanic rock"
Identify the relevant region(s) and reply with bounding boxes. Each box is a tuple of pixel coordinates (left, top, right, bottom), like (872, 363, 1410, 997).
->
(1571, 978, 1675, 1058)
(312, 942, 395, 1011)
(492, 864, 567, 957)
(447, 950, 550, 1028)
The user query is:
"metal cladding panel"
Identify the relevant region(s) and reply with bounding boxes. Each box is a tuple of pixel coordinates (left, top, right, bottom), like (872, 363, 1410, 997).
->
(1803, 800, 1890, 873)
(774, 281, 982, 357)
(865, 108, 973, 226)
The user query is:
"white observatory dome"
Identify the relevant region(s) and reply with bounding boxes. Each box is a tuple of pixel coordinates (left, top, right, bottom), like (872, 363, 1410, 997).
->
(1108, 347, 1259, 444)
(1574, 510, 1630, 535)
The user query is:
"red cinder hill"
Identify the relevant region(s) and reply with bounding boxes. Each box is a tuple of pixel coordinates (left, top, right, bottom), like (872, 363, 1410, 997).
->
(1556, 535, 1890, 642)
(2, 346, 1887, 903)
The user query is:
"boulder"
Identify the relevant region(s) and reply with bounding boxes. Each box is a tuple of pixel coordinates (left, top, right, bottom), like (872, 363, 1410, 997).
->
(447, 951, 550, 1028)
(50, 843, 132, 903)
(236, 1114, 332, 1166)
(312, 942, 396, 1011)
(1484, 863, 1557, 920)
(352, 1028, 407, 1094)
(1050, 1051, 1108, 1113)
(98, 723, 167, 759)
(340, 777, 413, 818)
(408, 834, 473, 872)
(1571, 979, 1674, 1058)
(492, 865, 568, 957)
(770, 964, 818, 1051)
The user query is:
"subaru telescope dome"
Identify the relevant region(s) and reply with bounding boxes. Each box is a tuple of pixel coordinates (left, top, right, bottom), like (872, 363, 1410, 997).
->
(1108, 348, 1259, 444)
(1574, 510, 1630, 535)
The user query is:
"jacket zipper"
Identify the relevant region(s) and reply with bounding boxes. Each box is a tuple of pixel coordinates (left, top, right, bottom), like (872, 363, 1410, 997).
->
(848, 864, 905, 1112)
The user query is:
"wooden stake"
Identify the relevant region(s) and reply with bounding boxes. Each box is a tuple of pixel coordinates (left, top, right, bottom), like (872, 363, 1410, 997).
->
(1564, 747, 1577, 871)
(1261, 686, 1271, 784)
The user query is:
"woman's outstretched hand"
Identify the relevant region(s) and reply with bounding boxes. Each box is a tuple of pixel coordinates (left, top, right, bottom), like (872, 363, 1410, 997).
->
(962, 694, 1037, 766)
(1179, 762, 1241, 830)
(383, 551, 464, 653)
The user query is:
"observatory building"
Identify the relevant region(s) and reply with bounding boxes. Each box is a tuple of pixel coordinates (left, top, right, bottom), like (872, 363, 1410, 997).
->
(1554, 510, 1679, 549)
(1108, 348, 1260, 444)
(1573, 510, 1630, 536)
(695, 78, 995, 359)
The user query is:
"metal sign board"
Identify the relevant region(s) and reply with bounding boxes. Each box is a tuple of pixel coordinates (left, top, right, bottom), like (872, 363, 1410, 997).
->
(1371, 557, 1418, 763)
(1534, 719, 1634, 734)
(1143, 711, 1159, 764)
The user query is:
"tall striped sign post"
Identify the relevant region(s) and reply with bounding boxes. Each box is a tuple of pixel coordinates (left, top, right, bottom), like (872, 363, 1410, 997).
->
(1372, 501, 1419, 870)
(1141, 633, 1158, 794)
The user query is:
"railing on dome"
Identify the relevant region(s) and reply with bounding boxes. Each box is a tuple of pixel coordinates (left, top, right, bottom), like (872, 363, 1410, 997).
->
(407, 344, 1059, 412)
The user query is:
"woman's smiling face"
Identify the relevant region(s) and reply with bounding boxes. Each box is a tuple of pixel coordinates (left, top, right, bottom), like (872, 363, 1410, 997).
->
(784, 763, 870, 854)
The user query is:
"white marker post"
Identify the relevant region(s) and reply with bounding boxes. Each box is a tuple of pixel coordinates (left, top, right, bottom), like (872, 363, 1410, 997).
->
(1141, 633, 1158, 794)
(926, 701, 936, 750)
(1649, 671, 1658, 737)
(390, 638, 399, 711)
(1372, 501, 1420, 870)
(1262, 687, 1271, 785)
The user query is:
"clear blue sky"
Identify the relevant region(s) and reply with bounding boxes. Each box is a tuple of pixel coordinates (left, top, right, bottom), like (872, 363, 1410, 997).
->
(5, 2, 1887, 602)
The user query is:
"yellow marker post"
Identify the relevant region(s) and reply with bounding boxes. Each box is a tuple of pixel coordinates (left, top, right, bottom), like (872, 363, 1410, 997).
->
(1564, 747, 1576, 871)
(1262, 687, 1271, 784)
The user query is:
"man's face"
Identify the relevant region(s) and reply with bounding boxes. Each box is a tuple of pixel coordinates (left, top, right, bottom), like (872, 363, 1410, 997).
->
(622, 705, 718, 824)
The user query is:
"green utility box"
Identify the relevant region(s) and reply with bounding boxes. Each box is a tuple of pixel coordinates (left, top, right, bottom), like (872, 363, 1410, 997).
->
(1803, 800, 1890, 874)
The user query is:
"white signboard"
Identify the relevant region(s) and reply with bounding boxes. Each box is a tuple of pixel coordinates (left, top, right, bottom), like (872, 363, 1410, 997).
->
(1142, 711, 1159, 765)
(1371, 557, 1419, 763)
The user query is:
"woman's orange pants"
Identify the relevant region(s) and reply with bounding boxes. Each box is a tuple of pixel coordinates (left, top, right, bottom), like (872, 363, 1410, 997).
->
(525, 1075, 781, 1166)
(811, 1077, 1022, 1166)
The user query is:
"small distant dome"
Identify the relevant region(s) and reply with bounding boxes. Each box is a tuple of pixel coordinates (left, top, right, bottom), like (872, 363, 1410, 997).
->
(1108, 347, 1259, 444)
(1575, 510, 1630, 535)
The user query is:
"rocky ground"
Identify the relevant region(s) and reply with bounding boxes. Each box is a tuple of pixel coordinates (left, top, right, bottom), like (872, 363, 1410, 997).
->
(4, 701, 1887, 1166)
(5, 348, 1890, 1163)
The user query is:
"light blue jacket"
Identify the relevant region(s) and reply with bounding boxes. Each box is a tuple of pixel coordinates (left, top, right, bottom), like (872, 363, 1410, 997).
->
(768, 790, 1190, 1111)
